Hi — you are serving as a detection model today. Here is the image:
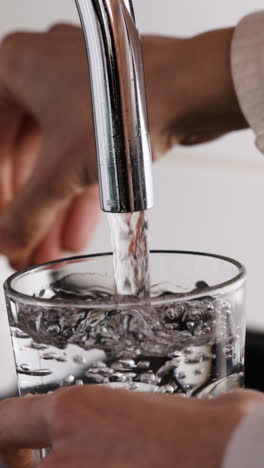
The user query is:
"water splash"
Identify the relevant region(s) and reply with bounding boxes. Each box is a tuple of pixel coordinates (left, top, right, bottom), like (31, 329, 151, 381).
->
(108, 212, 150, 297)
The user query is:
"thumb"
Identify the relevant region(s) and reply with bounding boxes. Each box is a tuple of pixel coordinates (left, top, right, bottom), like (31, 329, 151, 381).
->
(0, 150, 79, 267)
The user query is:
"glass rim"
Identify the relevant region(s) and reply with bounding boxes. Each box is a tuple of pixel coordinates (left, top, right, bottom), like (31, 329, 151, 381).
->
(4, 250, 246, 308)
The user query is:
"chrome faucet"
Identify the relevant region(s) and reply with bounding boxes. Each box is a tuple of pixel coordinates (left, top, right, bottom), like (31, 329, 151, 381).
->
(75, 0, 153, 213)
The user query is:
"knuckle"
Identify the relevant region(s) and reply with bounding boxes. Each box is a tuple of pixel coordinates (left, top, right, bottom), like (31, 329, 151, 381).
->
(0, 31, 35, 77)
(48, 388, 85, 431)
(49, 23, 73, 34)
(1, 32, 21, 53)
(48, 386, 102, 436)
(48, 394, 71, 434)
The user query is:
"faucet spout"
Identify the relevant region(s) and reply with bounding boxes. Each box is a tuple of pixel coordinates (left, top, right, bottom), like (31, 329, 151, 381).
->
(75, 0, 154, 212)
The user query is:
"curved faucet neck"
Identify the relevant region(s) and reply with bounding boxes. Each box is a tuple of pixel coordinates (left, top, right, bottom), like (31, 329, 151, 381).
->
(75, 0, 153, 213)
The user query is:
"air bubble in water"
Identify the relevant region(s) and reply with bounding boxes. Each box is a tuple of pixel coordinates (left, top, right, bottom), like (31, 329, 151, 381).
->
(56, 356, 67, 363)
(47, 325, 60, 336)
(162, 384, 175, 394)
(156, 386, 166, 393)
(87, 367, 101, 374)
(98, 367, 114, 377)
(137, 361, 150, 370)
(20, 364, 30, 371)
(60, 375, 75, 386)
(176, 371, 186, 380)
(73, 355, 87, 365)
(93, 361, 107, 368)
(168, 351, 181, 359)
(85, 372, 105, 384)
(41, 352, 58, 361)
(157, 359, 180, 377)
(185, 355, 203, 365)
(17, 365, 53, 377)
(111, 359, 136, 371)
(140, 373, 160, 385)
(124, 372, 137, 380)
(28, 342, 48, 351)
(129, 383, 139, 390)
(111, 373, 128, 383)
(11, 277, 242, 399)
(75, 379, 84, 386)
(13, 330, 29, 339)
(119, 359, 136, 369)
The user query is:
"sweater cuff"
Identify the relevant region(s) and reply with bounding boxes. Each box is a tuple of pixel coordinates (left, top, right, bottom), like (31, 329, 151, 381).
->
(223, 404, 264, 468)
(231, 11, 264, 154)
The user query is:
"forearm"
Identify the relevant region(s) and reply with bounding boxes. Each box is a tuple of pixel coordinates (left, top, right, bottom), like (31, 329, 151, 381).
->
(142, 28, 248, 159)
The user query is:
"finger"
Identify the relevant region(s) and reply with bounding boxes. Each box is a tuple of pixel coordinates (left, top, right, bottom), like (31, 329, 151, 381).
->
(30, 203, 71, 266)
(0, 156, 13, 210)
(0, 96, 23, 210)
(0, 395, 51, 450)
(63, 185, 101, 252)
(13, 115, 41, 192)
(0, 146, 77, 267)
(30, 186, 100, 267)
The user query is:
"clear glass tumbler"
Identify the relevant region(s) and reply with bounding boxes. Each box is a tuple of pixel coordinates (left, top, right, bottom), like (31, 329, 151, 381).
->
(5, 251, 246, 401)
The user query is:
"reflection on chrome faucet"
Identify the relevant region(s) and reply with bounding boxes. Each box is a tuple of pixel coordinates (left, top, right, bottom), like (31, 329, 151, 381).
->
(75, 0, 153, 213)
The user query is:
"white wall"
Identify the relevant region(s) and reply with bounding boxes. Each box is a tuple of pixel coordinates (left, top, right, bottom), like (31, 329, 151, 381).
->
(0, 0, 263, 397)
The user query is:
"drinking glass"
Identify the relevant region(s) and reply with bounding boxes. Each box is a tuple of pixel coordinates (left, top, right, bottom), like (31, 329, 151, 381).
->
(4, 251, 246, 459)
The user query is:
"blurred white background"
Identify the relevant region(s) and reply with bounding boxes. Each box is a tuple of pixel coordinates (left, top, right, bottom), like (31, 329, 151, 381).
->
(0, 0, 263, 396)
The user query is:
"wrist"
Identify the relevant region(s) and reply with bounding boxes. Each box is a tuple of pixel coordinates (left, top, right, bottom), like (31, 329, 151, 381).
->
(142, 35, 188, 159)
(142, 29, 248, 159)
(181, 28, 248, 143)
